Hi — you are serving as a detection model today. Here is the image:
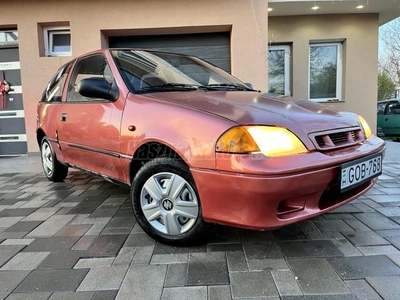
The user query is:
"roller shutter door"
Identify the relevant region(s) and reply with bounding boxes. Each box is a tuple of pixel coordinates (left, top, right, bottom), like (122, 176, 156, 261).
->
(109, 32, 231, 73)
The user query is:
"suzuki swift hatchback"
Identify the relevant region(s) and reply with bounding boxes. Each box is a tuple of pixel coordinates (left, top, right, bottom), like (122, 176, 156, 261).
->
(37, 49, 385, 244)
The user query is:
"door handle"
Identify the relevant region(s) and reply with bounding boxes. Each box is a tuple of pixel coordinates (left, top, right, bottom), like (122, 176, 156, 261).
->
(61, 113, 67, 122)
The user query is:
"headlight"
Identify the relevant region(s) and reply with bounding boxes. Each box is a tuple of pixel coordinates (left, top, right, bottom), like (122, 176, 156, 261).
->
(358, 115, 372, 139)
(216, 126, 308, 157)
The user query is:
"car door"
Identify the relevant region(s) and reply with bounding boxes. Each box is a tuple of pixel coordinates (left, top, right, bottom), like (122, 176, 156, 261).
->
(58, 53, 125, 180)
(381, 100, 400, 137)
(377, 101, 386, 132)
(37, 62, 73, 163)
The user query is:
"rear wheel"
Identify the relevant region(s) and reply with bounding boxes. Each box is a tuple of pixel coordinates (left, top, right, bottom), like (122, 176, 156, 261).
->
(40, 137, 68, 182)
(131, 157, 206, 245)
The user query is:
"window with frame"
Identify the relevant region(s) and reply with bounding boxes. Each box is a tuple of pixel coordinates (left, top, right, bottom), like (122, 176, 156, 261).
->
(268, 45, 291, 96)
(309, 42, 342, 102)
(66, 54, 115, 102)
(44, 27, 71, 57)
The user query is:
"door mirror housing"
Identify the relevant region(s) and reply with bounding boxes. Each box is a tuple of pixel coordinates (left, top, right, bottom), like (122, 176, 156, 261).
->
(78, 77, 119, 101)
(244, 83, 253, 89)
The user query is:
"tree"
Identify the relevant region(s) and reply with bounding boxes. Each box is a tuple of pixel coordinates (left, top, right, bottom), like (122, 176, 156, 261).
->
(378, 72, 396, 101)
(380, 18, 400, 86)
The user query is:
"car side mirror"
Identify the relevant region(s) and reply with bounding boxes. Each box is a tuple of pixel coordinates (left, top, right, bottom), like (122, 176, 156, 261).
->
(245, 83, 253, 89)
(78, 77, 119, 101)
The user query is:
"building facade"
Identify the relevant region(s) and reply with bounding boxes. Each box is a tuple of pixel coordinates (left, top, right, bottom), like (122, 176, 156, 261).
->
(0, 0, 398, 155)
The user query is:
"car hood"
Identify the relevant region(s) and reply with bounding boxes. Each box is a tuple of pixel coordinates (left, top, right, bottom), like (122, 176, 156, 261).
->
(146, 91, 360, 134)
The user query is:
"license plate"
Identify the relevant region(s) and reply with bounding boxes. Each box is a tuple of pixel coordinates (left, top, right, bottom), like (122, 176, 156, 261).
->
(340, 153, 382, 192)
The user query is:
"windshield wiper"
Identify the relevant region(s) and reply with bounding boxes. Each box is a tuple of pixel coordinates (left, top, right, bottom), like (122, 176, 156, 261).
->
(199, 84, 255, 91)
(137, 83, 198, 93)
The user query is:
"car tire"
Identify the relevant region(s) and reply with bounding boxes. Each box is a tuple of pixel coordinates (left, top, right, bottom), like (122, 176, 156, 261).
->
(40, 137, 68, 182)
(131, 157, 206, 245)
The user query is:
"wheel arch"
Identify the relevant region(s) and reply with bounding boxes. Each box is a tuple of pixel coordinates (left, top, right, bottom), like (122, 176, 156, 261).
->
(129, 141, 187, 184)
(36, 128, 46, 146)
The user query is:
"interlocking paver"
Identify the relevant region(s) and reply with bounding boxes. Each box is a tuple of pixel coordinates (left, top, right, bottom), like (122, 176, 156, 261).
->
(288, 258, 350, 295)
(23, 237, 80, 252)
(116, 265, 167, 300)
(77, 265, 128, 291)
(161, 286, 207, 300)
(272, 223, 309, 241)
(345, 279, 383, 300)
(366, 276, 400, 300)
(342, 231, 389, 246)
(15, 269, 89, 292)
(0, 270, 30, 294)
(208, 285, 231, 300)
(74, 257, 114, 269)
(112, 247, 136, 266)
(272, 270, 303, 296)
(164, 263, 187, 287)
(187, 253, 229, 286)
(82, 235, 128, 257)
(230, 271, 279, 298)
(0, 251, 50, 270)
(5, 292, 52, 300)
(38, 251, 84, 269)
(226, 251, 248, 272)
(279, 240, 343, 258)
(354, 212, 400, 230)
(48, 291, 94, 300)
(150, 253, 188, 264)
(328, 255, 400, 279)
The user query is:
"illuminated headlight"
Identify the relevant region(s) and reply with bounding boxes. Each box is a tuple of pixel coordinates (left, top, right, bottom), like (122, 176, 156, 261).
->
(216, 126, 308, 157)
(358, 115, 372, 139)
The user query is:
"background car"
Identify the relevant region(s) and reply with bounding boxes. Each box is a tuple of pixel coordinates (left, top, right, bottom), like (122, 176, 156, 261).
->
(377, 99, 400, 138)
(37, 49, 385, 244)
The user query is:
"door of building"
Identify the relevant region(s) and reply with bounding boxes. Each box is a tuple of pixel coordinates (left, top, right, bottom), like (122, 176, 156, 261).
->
(0, 30, 27, 156)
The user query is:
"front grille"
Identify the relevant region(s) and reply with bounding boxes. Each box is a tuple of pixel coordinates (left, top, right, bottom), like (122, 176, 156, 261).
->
(309, 127, 363, 150)
(329, 132, 349, 145)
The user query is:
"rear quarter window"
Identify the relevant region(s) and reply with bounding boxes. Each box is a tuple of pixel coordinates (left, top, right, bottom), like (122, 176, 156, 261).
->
(41, 61, 73, 102)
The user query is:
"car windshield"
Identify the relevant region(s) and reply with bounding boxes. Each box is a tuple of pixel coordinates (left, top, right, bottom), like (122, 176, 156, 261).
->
(111, 49, 253, 93)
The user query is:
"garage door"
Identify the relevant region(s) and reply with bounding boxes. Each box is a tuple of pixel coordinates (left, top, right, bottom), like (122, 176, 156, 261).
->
(109, 32, 231, 73)
(0, 31, 27, 157)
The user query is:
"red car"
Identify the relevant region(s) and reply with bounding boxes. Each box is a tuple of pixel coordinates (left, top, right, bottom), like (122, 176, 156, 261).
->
(37, 49, 385, 244)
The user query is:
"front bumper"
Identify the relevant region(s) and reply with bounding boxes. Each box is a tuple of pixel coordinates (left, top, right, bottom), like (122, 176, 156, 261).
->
(191, 140, 385, 230)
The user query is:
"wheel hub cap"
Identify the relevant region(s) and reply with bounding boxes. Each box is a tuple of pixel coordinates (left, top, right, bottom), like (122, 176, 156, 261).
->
(140, 172, 199, 236)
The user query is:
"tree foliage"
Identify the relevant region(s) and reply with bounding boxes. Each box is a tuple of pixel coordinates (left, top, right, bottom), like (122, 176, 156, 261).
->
(378, 72, 396, 101)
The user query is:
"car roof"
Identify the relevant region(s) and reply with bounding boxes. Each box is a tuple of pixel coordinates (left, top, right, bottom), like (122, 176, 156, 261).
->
(378, 99, 400, 103)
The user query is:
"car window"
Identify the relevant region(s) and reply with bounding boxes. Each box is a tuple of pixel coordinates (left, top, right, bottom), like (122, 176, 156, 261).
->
(111, 50, 251, 93)
(377, 102, 386, 115)
(66, 54, 115, 102)
(387, 102, 400, 115)
(40, 62, 73, 102)
(386, 101, 400, 115)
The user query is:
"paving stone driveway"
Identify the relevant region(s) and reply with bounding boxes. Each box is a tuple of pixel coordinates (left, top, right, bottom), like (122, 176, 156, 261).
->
(0, 142, 400, 300)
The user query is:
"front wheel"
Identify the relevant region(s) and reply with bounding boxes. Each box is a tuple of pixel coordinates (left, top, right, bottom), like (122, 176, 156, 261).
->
(40, 137, 68, 182)
(131, 157, 206, 245)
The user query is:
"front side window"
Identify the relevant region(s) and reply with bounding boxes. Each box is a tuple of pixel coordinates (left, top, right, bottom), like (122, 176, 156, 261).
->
(309, 43, 342, 102)
(66, 54, 114, 102)
(386, 101, 400, 115)
(44, 27, 71, 57)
